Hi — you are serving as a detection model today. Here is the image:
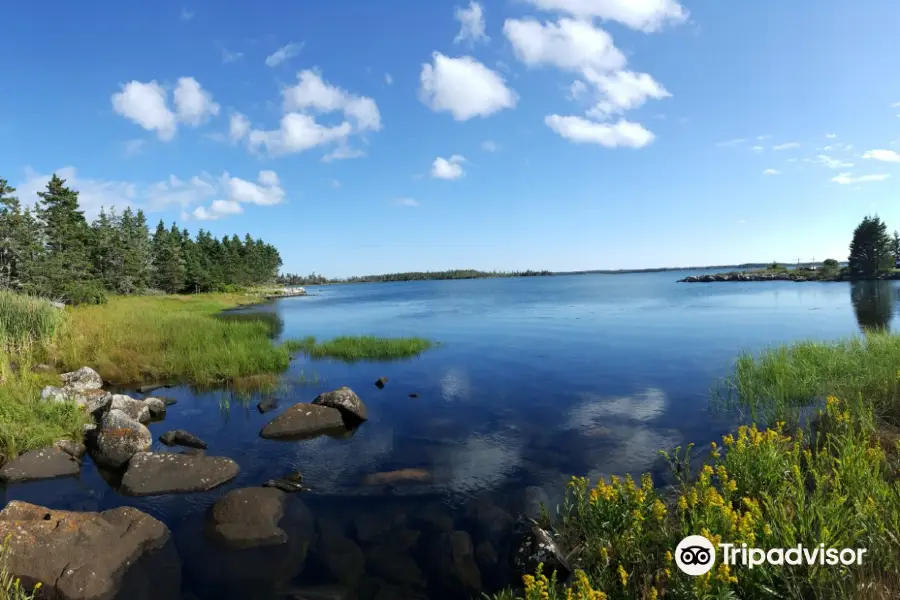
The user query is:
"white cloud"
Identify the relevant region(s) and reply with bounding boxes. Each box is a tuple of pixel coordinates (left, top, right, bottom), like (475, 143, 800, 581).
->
(221, 48, 244, 64)
(17, 167, 138, 218)
(545, 115, 654, 148)
(862, 149, 900, 163)
(455, 2, 489, 45)
(173, 77, 220, 125)
(229, 112, 250, 142)
(283, 70, 381, 132)
(394, 197, 420, 207)
(716, 138, 747, 148)
(816, 154, 854, 169)
(773, 142, 800, 151)
(123, 139, 145, 157)
(223, 171, 284, 206)
(751, 145, 764, 152)
(322, 144, 366, 162)
(419, 53, 517, 121)
(384, 73, 393, 85)
(265, 42, 303, 67)
(112, 77, 219, 140)
(481, 140, 500, 152)
(503, 18, 625, 73)
(248, 113, 352, 157)
(831, 172, 890, 185)
(112, 80, 178, 141)
(763, 169, 780, 176)
(192, 199, 243, 221)
(825, 133, 836, 139)
(891, 101, 900, 108)
(583, 69, 670, 118)
(521, 0, 687, 32)
(431, 155, 466, 180)
(757, 134, 772, 141)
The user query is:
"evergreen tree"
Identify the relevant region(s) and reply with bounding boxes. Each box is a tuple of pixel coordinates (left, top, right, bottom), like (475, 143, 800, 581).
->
(35, 174, 95, 297)
(848, 215, 891, 278)
(891, 230, 900, 267)
(0, 179, 24, 288)
(151, 222, 187, 293)
(91, 207, 122, 290)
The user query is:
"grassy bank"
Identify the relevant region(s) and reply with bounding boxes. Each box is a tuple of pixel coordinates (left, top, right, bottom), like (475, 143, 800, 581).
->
(494, 333, 900, 600)
(287, 335, 434, 362)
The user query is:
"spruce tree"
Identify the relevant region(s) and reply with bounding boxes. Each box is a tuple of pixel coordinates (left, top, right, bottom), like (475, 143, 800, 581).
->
(848, 215, 891, 278)
(35, 174, 95, 297)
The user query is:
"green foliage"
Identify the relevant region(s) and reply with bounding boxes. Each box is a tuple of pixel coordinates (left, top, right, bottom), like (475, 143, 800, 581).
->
(765, 262, 787, 272)
(0, 534, 42, 600)
(822, 259, 839, 268)
(278, 269, 556, 285)
(849, 215, 891, 278)
(0, 291, 66, 350)
(285, 335, 434, 361)
(60, 280, 107, 306)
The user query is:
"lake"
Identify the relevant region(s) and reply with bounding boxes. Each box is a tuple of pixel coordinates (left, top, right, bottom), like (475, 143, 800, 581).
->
(3, 274, 897, 599)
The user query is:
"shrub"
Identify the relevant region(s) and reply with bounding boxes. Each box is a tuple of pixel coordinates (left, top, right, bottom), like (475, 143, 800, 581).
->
(60, 280, 107, 305)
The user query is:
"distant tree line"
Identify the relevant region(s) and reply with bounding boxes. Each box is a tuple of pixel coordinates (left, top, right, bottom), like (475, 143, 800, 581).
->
(276, 272, 329, 286)
(0, 175, 282, 303)
(338, 269, 554, 283)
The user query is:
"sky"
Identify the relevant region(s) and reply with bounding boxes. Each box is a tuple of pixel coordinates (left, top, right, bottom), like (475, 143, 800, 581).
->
(2, 0, 900, 277)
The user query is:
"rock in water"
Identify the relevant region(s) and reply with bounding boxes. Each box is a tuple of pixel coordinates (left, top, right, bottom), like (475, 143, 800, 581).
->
(89, 409, 153, 469)
(440, 530, 482, 593)
(0, 447, 81, 483)
(143, 397, 167, 418)
(159, 429, 208, 449)
(311, 387, 368, 424)
(259, 403, 346, 440)
(263, 479, 308, 493)
(375, 377, 388, 389)
(55, 439, 87, 459)
(0, 501, 180, 600)
(204, 487, 289, 550)
(510, 518, 571, 582)
(60, 366, 104, 391)
(120, 452, 240, 496)
(408, 393, 419, 399)
(111, 394, 151, 423)
(257, 398, 278, 413)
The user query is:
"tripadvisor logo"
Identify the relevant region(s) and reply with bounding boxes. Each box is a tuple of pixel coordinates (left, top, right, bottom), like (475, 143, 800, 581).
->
(675, 535, 867, 576)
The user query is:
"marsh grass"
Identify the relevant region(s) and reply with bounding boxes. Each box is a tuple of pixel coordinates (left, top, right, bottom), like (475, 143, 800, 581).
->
(0, 291, 65, 350)
(286, 335, 434, 362)
(0, 535, 40, 600)
(52, 294, 298, 387)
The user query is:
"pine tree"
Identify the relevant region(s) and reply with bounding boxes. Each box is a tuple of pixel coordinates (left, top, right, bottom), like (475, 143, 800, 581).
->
(891, 230, 900, 267)
(0, 179, 23, 288)
(35, 174, 95, 297)
(91, 207, 122, 290)
(848, 215, 891, 278)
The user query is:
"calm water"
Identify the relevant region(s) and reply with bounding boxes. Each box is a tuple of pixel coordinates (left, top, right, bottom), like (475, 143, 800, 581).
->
(3, 274, 898, 599)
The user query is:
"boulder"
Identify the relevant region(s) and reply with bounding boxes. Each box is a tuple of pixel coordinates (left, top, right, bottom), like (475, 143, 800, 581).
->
(475, 540, 498, 566)
(259, 403, 346, 440)
(411, 502, 454, 533)
(366, 548, 426, 588)
(59, 366, 103, 391)
(316, 518, 366, 587)
(285, 585, 353, 600)
(41, 386, 111, 415)
(257, 398, 278, 414)
(143, 397, 167, 419)
(375, 377, 388, 389)
(0, 501, 180, 600)
(120, 452, 240, 496)
(88, 409, 153, 469)
(55, 439, 87, 459)
(159, 429, 208, 449)
(157, 396, 178, 406)
(311, 386, 368, 424)
(439, 530, 482, 593)
(204, 487, 289, 550)
(110, 394, 151, 423)
(465, 499, 514, 543)
(0, 447, 81, 483)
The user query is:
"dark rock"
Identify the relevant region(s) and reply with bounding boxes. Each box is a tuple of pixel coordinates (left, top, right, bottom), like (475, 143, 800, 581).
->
(120, 452, 240, 496)
(366, 548, 426, 588)
(89, 409, 153, 469)
(380, 527, 421, 553)
(311, 386, 368, 424)
(205, 487, 289, 550)
(408, 393, 419, 399)
(263, 479, 309, 493)
(138, 383, 170, 394)
(143, 397, 167, 418)
(0, 501, 180, 600)
(111, 394, 151, 423)
(158, 396, 178, 406)
(466, 500, 514, 543)
(260, 403, 347, 440)
(60, 366, 104, 391)
(317, 518, 366, 587)
(510, 518, 570, 582)
(475, 540, 498, 566)
(0, 447, 81, 483)
(257, 398, 278, 413)
(439, 530, 482, 593)
(55, 439, 87, 459)
(159, 429, 208, 449)
(375, 377, 388, 389)
(285, 584, 353, 600)
(353, 511, 393, 543)
(362, 469, 431, 487)
(411, 502, 454, 533)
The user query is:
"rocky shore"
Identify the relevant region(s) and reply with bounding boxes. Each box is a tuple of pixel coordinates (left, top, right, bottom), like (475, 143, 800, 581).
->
(257, 286, 307, 299)
(679, 271, 833, 283)
(0, 367, 562, 600)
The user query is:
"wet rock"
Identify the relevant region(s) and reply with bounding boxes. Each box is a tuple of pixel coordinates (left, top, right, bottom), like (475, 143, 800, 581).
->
(362, 468, 431, 487)
(317, 518, 366, 587)
(60, 366, 104, 391)
(205, 487, 289, 550)
(257, 398, 278, 414)
(158, 396, 178, 406)
(366, 548, 426, 588)
(408, 393, 419, 399)
(353, 511, 394, 543)
(311, 386, 368, 424)
(439, 530, 482, 593)
(375, 377, 388, 389)
(0, 501, 180, 600)
(0, 447, 81, 483)
(111, 394, 151, 423)
(138, 382, 170, 394)
(260, 403, 346, 440)
(264, 478, 309, 493)
(55, 439, 87, 459)
(89, 409, 153, 469)
(475, 540, 498, 566)
(159, 429, 208, 449)
(380, 527, 421, 553)
(143, 397, 167, 418)
(465, 499, 515, 543)
(411, 502, 454, 533)
(510, 518, 570, 581)
(523, 486, 551, 522)
(120, 452, 239, 496)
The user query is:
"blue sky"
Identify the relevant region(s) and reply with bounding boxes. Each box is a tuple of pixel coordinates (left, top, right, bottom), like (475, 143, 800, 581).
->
(2, 0, 900, 276)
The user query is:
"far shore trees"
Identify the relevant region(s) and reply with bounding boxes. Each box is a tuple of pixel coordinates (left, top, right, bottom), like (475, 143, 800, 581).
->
(848, 215, 891, 279)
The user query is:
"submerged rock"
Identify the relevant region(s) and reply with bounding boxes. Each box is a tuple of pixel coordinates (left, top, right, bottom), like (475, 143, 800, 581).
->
(0, 501, 180, 600)
(408, 393, 419, 399)
(439, 530, 482, 593)
(317, 518, 366, 587)
(311, 386, 368, 424)
(159, 429, 208, 449)
(263, 478, 308, 493)
(205, 487, 290, 550)
(88, 409, 153, 469)
(111, 394, 151, 423)
(362, 468, 431, 487)
(0, 447, 81, 483)
(375, 377, 388, 389)
(120, 452, 240, 496)
(260, 403, 346, 440)
(257, 398, 278, 414)
(60, 366, 104, 391)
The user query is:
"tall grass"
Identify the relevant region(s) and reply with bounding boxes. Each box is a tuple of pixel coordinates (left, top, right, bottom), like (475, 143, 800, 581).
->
(52, 294, 297, 386)
(0, 291, 65, 350)
(0, 536, 40, 600)
(286, 335, 434, 362)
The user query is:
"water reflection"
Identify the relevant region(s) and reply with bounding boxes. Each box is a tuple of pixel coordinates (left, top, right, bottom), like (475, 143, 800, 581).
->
(850, 281, 895, 332)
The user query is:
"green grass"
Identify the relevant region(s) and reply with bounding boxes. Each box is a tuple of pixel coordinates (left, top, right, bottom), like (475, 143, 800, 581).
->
(285, 335, 434, 362)
(0, 291, 65, 350)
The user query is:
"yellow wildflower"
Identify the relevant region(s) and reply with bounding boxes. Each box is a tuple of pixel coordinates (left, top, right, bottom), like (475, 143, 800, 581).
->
(617, 564, 629, 587)
(651, 499, 667, 521)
